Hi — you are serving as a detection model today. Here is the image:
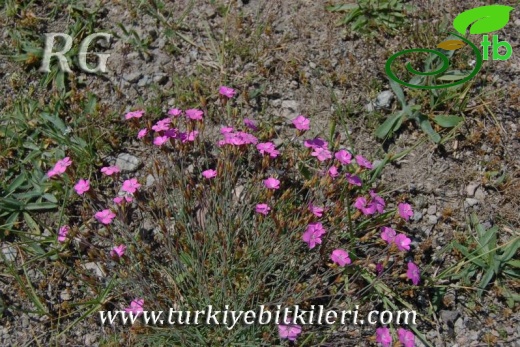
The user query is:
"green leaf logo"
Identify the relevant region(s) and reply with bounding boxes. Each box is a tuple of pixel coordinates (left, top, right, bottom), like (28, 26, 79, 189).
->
(453, 5, 514, 35)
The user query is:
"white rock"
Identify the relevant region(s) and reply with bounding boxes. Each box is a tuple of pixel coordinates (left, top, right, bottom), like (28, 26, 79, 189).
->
(474, 187, 485, 200)
(281, 100, 298, 110)
(123, 72, 142, 83)
(60, 290, 71, 301)
(375, 90, 394, 108)
(116, 153, 141, 172)
(466, 183, 479, 197)
(81, 262, 107, 278)
(146, 174, 155, 187)
(1, 244, 17, 262)
(464, 198, 479, 207)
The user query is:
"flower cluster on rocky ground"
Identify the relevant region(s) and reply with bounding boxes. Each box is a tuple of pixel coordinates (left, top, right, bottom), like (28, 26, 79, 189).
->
(49, 86, 423, 346)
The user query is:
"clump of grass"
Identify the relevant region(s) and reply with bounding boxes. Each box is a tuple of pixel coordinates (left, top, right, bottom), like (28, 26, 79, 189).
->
(43, 85, 431, 346)
(327, 0, 412, 37)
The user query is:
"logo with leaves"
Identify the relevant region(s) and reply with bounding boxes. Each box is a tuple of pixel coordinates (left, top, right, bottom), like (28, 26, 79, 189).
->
(385, 5, 515, 89)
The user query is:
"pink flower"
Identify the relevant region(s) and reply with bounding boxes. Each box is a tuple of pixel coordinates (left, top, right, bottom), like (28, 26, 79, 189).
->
(398, 203, 413, 221)
(311, 147, 332, 162)
(101, 166, 120, 176)
(125, 298, 144, 316)
(255, 203, 271, 215)
(395, 234, 411, 251)
(111, 244, 127, 258)
(370, 190, 385, 213)
(154, 135, 169, 146)
(330, 249, 351, 267)
(302, 222, 327, 249)
(381, 227, 396, 244)
(219, 131, 258, 146)
(202, 169, 217, 179)
(406, 262, 420, 286)
(74, 179, 90, 195)
(122, 178, 141, 194)
(335, 149, 352, 165)
(95, 209, 116, 225)
(114, 195, 133, 205)
(180, 131, 199, 143)
(124, 110, 144, 120)
(165, 128, 178, 138)
(185, 109, 203, 120)
(220, 126, 234, 134)
(398, 328, 415, 347)
(168, 108, 182, 117)
(244, 118, 258, 131)
(304, 137, 328, 149)
(345, 173, 362, 186)
(328, 166, 339, 178)
(256, 142, 279, 158)
(113, 197, 124, 205)
(292, 115, 310, 131)
(376, 262, 384, 276)
(263, 177, 280, 190)
(354, 197, 376, 215)
(47, 157, 72, 177)
(219, 86, 236, 98)
(137, 128, 148, 139)
(236, 132, 257, 145)
(58, 225, 70, 243)
(375, 327, 392, 347)
(278, 319, 302, 341)
(309, 203, 324, 217)
(152, 118, 171, 132)
(355, 155, 373, 169)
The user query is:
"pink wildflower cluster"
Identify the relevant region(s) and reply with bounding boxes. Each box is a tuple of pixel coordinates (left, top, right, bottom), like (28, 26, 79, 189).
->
(125, 298, 144, 316)
(292, 115, 310, 131)
(124, 110, 144, 120)
(302, 222, 327, 249)
(305, 137, 332, 162)
(111, 244, 126, 258)
(218, 129, 258, 147)
(278, 317, 302, 341)
(58, 225, 70, 243)
(380, 227, 412, 251)
(354, 190, 386, 216)
(47, 157, 72, 178)
(376, 327, 415, 347)
(256, 142, 279, 158)
(219, 85, 236, 98)
(128, 106, 204, 145)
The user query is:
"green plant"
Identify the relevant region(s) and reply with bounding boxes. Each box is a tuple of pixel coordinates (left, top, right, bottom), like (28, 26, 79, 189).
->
(327, 0, 411, 36)
(443, 214, 519, 306)
(375, 35, 473, 143)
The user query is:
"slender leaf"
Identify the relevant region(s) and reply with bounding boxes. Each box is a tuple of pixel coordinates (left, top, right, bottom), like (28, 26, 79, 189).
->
(433, 115, 463, 128)
(375, 111, 404, 139)
(417, 114, 440, 143)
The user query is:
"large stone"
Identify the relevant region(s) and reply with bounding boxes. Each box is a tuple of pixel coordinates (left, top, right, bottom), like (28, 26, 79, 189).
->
(123, 72, 142, 83)
(281, 100, 299, 120)
(375, 90, 394, 108)
(116, 153, 141, 173)
(1, 244, 17, 262)
(81, 262, 107, 278)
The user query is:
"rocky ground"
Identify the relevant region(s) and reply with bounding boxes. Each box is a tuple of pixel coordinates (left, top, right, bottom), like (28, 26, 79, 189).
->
(1, 0, 519, 346)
